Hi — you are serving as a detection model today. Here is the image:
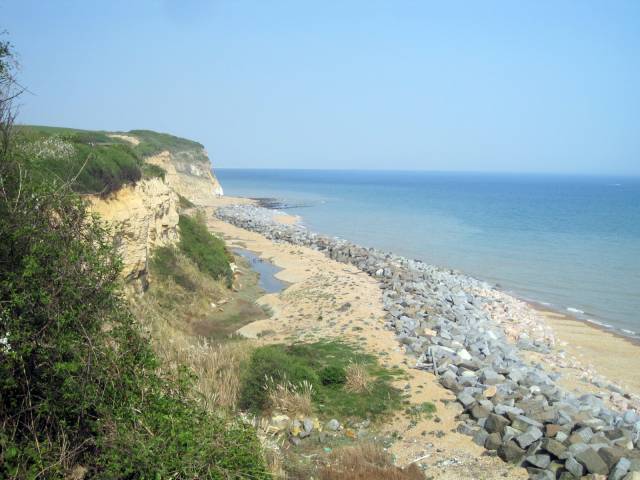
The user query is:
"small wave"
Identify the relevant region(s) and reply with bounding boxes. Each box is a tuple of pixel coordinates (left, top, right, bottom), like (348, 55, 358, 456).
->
(622, 329, 637, 336)
(585, 318, 612, 329)
(566, 307, 584, 314)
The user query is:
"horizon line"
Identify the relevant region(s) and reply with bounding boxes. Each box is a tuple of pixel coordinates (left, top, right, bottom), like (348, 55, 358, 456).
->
(215, 166, 640, 178)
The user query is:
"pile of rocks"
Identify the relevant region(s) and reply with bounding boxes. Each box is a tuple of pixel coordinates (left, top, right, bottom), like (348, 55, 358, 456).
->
(250, 413, 369, 446)
(217, 204, 640, 479)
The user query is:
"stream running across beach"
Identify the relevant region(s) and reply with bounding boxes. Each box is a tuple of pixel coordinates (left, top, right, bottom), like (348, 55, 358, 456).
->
(217, 169, 640, 339)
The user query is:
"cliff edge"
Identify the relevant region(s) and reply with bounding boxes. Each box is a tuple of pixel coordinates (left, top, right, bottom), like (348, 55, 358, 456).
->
(84, 129, 223, 288)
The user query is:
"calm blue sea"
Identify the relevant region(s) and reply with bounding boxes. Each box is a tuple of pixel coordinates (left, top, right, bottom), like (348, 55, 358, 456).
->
(216, 169, 640, 338)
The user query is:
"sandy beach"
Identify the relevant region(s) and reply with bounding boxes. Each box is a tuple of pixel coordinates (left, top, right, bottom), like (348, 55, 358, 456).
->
(204, 196, 640, 478)
(537, 308, 640, 397)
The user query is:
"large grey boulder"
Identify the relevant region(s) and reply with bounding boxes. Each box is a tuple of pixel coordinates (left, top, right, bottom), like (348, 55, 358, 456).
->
(574, 447, 609, 475)
(516, 427, 543, 448)
(486, 413, 511, 434)
(498, 440, 526, 464)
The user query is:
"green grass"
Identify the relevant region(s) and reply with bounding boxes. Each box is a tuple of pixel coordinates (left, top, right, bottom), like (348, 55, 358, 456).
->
(14, 125, 203, 196)
(179, 214, 233, 287)
(129, 129, 204, 157)
(150, 246, 199, 291)
(405, 401, 437, 424)
(140, 161, 166, 180)
(239, 341, 404, 421)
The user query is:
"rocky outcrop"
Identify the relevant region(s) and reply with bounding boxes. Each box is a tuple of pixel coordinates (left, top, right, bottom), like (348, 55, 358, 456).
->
(88, 177, 179, 288)
(146, 149, 223, 205)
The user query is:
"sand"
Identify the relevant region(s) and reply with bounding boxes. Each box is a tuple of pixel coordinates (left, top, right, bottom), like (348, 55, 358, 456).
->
(107, 133, 140, 145)
(204, 206, 527, 479)
(205, 198, 639, 477)
(538, 309, 640, 397)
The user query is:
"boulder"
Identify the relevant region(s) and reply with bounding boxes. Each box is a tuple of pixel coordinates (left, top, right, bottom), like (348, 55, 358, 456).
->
(498, 440, 526, 464)
(575, 447, 609, 475)
(516, 427, 543, 448)
(564, 456, 584, 478)
(611, 458, 631, 480)
(486, 413, 511, 434)
(325, 419, 340, 431)
(485, 432, 502, 451)
(541, 437, 567, 458)
(525, 454, 551, 469)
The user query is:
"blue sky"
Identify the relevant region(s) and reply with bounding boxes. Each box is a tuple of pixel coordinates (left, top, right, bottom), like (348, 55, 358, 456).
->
(3, 0, 639, 174)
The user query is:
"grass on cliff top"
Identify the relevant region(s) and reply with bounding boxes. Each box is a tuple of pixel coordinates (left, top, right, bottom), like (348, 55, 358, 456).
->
(128, 129, 204, 157)
(239, 341, 404, 421)
(14, 125, 205, 196)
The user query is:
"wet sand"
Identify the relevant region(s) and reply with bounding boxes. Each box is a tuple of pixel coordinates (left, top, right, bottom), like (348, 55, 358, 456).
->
(537, 307, 640, 397)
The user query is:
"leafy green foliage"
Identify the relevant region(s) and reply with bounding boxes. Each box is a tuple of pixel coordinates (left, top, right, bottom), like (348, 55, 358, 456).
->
(239, 345, 320, 412)
(320, 365, 347, 386)
(15, 126, 142, 196)
(239, 342, 403, 420)
(140, 161, 166, 180)
(0, 151, 267, 478)
(178, 214, 233, 287)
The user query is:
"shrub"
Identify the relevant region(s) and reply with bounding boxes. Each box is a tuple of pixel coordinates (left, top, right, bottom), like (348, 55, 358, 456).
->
(141, 161, 166, 180)
(0, 150, 267, 478)
(239, 342, 403, 420)
(239, 345, 319, 412)
(320, 365, 347, 386)
(178, 213, 233, 287)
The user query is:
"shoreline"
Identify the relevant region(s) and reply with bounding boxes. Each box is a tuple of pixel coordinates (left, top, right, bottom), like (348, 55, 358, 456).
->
(253, 194, 640, 348)
(204, 199, 529, 478)
(212, 197, 640, 478)
(230, 193, 640, 395)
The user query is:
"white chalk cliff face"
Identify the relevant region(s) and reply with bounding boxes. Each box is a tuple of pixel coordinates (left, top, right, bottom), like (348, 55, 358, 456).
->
(88, 177, 180, 287)
(146, 149, 224, 205)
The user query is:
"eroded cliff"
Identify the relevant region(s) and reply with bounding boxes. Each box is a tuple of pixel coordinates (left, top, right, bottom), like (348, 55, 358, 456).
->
(83, 130, 224, 288)
(88, 177, 180, 288)
(146, 148, 224, 205)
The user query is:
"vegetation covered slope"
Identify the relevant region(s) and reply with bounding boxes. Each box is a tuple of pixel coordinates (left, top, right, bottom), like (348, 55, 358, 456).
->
(0, 44, 267, 479)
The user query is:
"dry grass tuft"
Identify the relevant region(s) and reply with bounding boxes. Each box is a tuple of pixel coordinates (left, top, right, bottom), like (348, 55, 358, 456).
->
(319, 443, 423, 480)
(264, 375, 314, 416)
(345, 362, 372, 393)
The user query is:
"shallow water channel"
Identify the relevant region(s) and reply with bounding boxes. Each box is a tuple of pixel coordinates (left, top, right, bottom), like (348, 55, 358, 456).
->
(232, 248, 287, 294)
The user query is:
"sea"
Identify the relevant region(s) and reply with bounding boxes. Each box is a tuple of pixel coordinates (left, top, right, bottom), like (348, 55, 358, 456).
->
(216, 169, 640, 339)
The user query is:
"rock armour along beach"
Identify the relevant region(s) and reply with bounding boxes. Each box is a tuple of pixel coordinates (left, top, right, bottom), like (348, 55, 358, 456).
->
(216, 203, 640, 480)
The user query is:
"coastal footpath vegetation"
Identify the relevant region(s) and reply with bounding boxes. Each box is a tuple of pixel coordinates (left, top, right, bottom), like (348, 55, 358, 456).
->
(0, 41, 267, 479)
